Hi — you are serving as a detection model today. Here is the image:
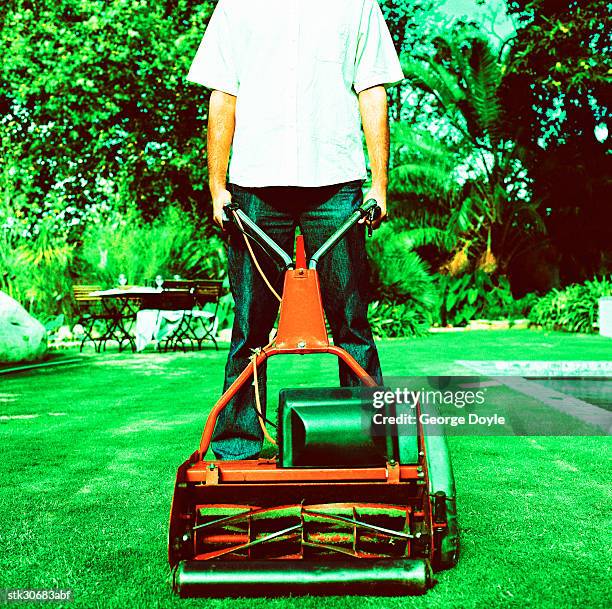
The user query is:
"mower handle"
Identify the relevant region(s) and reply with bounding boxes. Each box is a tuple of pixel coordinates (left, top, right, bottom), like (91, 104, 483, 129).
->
(222, 198, 381, 271)
(308, 198, 380, 269)
(222, 202, 295, 271)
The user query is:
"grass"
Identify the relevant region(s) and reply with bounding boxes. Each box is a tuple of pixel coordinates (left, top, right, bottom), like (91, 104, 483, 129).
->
(0, 330, 610, 608)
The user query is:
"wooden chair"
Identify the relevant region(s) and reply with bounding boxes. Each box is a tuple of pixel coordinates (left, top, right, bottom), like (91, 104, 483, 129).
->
(191, 280, 223, 350)
(72, 285, 114, 352)
(158, 279, 223, 351)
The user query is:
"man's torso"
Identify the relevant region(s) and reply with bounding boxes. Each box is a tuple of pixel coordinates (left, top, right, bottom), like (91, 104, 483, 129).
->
(223, 0, 369, 187)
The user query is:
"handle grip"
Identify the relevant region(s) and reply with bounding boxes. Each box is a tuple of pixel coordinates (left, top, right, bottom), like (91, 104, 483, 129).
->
(362, 198, 382, 237)
(221, 201, 238, 225)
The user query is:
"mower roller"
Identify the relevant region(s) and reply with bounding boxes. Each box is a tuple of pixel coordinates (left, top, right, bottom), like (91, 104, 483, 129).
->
(168, 199, 459, 596)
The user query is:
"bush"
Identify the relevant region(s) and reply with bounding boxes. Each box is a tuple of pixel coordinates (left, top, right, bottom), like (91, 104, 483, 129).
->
(0, 216, 74, 322)
(368, 300, 431, 338)
(366, 220, 439, 336)
(436, 272, 535, 327)
(75, 205, 226, 288)
(364, 222, 537, 336)
(0, 205, 227, 324)
(529, 276, 612, 333)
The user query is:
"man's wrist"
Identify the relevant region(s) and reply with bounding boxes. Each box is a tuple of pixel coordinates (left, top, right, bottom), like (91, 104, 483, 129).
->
(209, 182, 228, 199)
(370, 179, 388, 193)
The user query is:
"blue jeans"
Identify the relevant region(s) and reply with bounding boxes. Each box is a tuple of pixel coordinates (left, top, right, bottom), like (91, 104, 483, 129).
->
(211, 180, 383, 460)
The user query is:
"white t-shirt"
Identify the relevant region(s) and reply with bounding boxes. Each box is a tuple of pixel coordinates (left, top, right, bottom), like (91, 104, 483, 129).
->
(187, 0, 405, 187)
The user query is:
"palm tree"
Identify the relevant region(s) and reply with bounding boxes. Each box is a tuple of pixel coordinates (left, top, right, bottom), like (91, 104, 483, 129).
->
(395, 27, 545, 276)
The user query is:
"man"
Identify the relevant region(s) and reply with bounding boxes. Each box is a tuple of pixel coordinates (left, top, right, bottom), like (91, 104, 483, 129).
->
(187, 0, 404, 460)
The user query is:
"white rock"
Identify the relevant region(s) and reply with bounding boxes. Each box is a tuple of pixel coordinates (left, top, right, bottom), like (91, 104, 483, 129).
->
(510, 319, 531, 330)
(0, 291, 48, 363)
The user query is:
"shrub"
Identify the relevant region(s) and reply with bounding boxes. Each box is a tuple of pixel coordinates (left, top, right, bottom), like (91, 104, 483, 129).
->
(368, 300, 431, 338)
(0, 205, 228, 324)
(436, 272, 535, 327)
(75, 206, 227, 288)
(529, 276, 612, 333)
(366, 220, 439, 337)
(0, 216, 74, 322)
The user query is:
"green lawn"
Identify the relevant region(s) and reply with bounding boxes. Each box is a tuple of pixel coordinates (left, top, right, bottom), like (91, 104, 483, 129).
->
(0, 330, 610, 608)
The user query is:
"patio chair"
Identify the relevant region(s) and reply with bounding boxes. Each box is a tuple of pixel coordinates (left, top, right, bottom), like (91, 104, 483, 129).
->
(158, 279, 223, 351)
(154, 287, 197, 352)
(190, 280, 223, 350)
(72, 285, 114, 352)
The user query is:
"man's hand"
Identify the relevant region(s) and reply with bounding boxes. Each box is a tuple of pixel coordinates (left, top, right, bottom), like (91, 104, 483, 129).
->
(361, 187, 387, 229)
(358, 85, 390, 231)
(208, 90, 237, 230)
(212, 188, 232, 230)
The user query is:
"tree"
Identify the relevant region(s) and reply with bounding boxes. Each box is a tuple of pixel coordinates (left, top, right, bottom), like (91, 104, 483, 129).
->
(379, 0, 444, 120)
(500, 0, 611, 284)
(398, 27, 545, 277)
(0, 0, 215, 238)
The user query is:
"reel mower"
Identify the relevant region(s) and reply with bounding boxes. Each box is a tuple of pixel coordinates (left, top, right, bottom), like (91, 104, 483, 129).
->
(168, 199, 459, 596)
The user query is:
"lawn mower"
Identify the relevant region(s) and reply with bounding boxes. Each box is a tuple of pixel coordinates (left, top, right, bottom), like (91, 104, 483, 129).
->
(168, 198, 459, 596)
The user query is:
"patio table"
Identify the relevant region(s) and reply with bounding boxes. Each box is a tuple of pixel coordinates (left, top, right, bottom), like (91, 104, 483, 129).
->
(87, 287, 161, 352)
(87, 287, 218, 352)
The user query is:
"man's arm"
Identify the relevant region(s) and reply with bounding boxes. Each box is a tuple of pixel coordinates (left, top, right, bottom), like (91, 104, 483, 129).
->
(358, 85, 390, 227)
(207, 90, 237, 229)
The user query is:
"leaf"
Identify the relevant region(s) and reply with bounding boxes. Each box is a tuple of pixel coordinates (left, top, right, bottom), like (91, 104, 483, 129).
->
(446, 290, 459, 311)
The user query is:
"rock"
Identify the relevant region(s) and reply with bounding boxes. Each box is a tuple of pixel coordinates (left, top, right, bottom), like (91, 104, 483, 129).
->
(0, 291, 48, 364)
(510, 319, 531, 330)
(468, 319, 492, 330)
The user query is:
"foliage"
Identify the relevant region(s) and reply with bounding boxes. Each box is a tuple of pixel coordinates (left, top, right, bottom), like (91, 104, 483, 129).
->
(0, 0, 215, 235)
(0, 0, 232, 323)
(366, 220, 439, 336)
(2, 0, 608, 328)
(381, 0, 443, 56)
(437, 271, 535, 327)
(0, 216, 74, 321)
(368, 300, 431, 338)
(398, 28, 545, 275)
(0, 204, 226, 322)
(500, 0, 611, 283)
(503, 0, 609, 147)
(529, 276, 612, 333)
(76, 206, 226, 288)
(364, 216, 537, 335)
(367, 222, 437, 305)
(379, 0, 444, 120)
(388, 122, 460, 218)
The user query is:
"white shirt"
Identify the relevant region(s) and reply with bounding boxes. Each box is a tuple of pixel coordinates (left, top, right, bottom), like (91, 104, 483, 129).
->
(187, 0, 404, 187)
